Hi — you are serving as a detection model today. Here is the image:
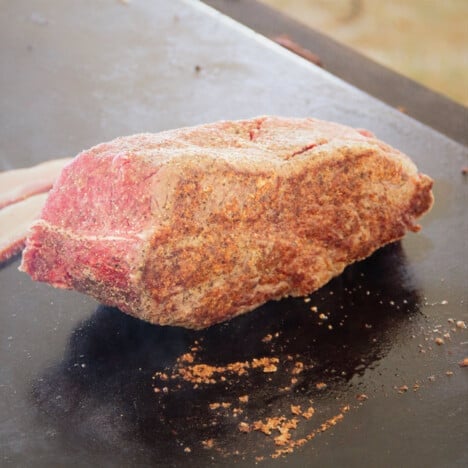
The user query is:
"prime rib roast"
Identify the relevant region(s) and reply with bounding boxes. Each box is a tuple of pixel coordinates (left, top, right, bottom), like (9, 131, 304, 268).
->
(20, 116, 433, 329)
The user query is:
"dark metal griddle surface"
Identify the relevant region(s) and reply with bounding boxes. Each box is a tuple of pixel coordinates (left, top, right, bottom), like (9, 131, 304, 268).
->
(1, 1, 467, 467)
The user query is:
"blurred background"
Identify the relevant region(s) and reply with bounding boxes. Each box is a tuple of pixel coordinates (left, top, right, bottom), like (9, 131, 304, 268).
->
(259, 0, 468, 106)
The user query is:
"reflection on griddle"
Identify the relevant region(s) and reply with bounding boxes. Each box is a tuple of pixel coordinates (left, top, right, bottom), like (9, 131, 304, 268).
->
(32, 242, 421, 464)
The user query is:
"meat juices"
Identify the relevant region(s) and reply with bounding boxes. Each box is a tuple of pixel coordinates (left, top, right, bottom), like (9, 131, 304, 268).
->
(20, 116, 433, 329)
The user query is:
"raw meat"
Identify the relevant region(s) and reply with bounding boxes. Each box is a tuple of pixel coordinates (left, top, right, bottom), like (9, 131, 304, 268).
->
(20, 116, 433, 329)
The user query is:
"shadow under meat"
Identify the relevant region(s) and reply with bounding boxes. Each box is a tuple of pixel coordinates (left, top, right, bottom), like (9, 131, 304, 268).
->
(31, 242, 422, 465)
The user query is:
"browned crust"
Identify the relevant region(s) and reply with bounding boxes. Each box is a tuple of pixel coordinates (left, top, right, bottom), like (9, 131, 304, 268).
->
(140, 145, 433, 328)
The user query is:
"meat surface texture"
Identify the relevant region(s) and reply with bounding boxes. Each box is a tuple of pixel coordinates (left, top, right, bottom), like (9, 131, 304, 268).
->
(20, 116, 433, 329)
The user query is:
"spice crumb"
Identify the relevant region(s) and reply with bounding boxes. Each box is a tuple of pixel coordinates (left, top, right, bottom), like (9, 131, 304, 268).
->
(262, 334, 273, 343)
(252, 357, 279, 373)
(180, 353, 194, 363)
(435, 337, 444, 345)
(302, 406, 315, 419)
(290, 404, 302, 416)
(315, 382, 327, 390)
(238, 422, 251, 433)
(232, 407, 243, 416)
(458, 358, 468, 367)
(202, 439, 214, 449)
(456, 320, 466, 329)
(292, 361, 304, 375)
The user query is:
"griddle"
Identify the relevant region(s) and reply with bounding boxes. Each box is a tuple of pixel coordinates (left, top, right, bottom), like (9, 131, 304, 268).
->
(1, 1, 467, 466)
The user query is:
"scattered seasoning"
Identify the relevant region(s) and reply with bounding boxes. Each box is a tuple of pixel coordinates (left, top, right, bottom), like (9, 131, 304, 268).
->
(291, 361, 304, 375)
(151, 314, 467, 464)
(202, 439, 214, 449)
(209, 402, 231, 410)
(262, 334, 273, 343)
(302, 407, 315, 420)
(290, 404, 302, 416)
(179, 353, 195, 363)
(156, 360, 251, 386)
(232, 407, 243, 417)
(252, 357, 279, 373)
(461, 166, 468, 175)
(152, 336, 354, 462)
(459, 358, 468, 367)
(238, 422, 251, 433)
(251, 416, 299, 448)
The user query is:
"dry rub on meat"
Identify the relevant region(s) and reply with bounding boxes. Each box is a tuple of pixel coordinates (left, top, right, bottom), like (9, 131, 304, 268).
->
(20, 116, 433, 329)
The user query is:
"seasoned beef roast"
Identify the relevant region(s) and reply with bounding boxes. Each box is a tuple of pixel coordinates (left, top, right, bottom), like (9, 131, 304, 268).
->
(20, 116, 433, 329)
